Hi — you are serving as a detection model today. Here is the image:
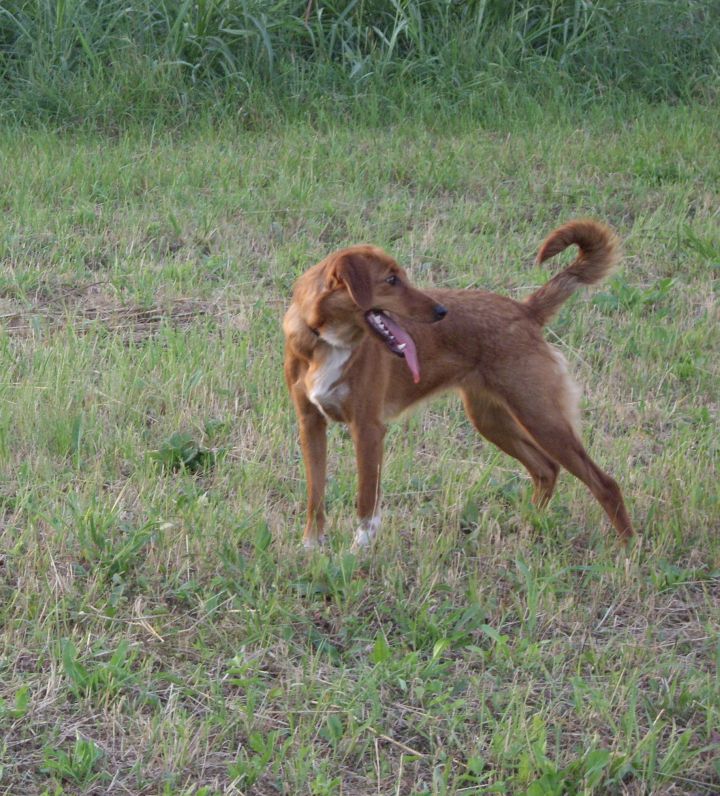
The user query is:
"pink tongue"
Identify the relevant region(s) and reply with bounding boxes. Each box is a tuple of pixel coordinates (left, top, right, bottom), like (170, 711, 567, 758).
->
(381, 314, 421, 383)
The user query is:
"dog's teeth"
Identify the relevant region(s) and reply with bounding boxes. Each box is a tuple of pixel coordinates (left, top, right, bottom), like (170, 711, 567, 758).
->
(397, 343, 406, 351)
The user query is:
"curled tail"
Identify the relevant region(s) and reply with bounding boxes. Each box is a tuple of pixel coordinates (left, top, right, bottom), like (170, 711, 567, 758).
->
(524, 219, 620, 326)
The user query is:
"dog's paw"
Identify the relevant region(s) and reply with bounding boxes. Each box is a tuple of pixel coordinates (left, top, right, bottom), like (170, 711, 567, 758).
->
(351, 515, 381, 550)
(351, 529, 373, 550)
(303, 534, 327, 550)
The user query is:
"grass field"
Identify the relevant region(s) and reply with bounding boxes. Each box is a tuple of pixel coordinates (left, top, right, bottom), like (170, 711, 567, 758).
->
(0, 101, 718, 794)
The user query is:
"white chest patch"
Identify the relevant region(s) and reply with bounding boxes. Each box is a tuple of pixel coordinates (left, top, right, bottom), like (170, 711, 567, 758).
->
(308, 345, 350, 418)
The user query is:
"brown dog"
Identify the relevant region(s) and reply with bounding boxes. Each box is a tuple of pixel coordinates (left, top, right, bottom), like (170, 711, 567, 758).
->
(283, 220, 633, 549)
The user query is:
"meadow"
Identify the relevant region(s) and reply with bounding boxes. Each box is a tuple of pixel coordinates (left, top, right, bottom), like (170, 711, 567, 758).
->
(0, 102, 717, 794)
(0, 1, 719, 794)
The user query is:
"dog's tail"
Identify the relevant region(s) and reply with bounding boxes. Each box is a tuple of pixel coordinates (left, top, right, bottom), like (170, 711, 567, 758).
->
(524, 219, 620, 326)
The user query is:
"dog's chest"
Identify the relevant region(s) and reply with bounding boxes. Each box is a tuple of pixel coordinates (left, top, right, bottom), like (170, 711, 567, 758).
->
(307, 346, 350, 419)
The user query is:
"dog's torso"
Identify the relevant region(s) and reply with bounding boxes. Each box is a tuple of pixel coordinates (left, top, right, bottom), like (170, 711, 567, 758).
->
(287, 288, 546, 424)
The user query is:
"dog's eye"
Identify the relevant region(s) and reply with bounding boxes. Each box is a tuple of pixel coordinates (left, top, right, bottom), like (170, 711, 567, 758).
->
(385, 275, 399, 286)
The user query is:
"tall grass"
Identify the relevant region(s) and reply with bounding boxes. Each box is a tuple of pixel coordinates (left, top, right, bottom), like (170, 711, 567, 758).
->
(0, 0, 718, 127)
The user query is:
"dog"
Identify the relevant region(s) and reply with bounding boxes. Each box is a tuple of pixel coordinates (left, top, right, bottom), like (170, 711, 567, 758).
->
(283, 219, 634, 549)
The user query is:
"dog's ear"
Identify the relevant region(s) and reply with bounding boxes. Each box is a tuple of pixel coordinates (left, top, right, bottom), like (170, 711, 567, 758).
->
(328, 253, 374, 310)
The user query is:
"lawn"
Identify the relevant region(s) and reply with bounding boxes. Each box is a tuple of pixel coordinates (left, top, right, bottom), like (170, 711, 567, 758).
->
(0, 103, 718, 794)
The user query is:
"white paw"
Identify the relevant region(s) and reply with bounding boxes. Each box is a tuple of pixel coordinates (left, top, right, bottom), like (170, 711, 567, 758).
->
(351, 528, 373, 550)
(303, 534, 327, 550)
(351, 515, 381, 550)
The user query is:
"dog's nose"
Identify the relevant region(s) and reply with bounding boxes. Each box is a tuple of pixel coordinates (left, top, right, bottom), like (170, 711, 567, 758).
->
(433, 303, 448, 320)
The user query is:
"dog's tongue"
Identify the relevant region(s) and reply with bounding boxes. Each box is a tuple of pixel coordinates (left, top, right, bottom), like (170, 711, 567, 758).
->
(382, 314, 420, 383)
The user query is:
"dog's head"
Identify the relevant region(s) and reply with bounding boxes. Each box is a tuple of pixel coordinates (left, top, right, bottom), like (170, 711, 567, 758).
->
(297, 245, 446, 383)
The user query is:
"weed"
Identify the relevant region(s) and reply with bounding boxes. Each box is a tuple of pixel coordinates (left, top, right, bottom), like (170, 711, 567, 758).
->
(60, 638, 139, 702)
(150, 430, 218, 473)
(41, 735, 106, 787)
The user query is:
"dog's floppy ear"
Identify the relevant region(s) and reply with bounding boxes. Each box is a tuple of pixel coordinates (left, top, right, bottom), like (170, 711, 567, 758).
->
(327, 253, 374, 310)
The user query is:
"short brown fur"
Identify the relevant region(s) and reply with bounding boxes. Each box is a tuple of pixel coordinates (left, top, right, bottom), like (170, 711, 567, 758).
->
(283, 221, 633, 548)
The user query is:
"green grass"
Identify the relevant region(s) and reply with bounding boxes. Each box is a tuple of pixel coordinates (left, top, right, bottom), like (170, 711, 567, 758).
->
(0, 102, 719, 794)
(0, 0, 718, 127)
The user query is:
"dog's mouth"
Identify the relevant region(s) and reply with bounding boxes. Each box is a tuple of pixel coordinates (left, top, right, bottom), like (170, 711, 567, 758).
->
(365, 310, 420, 383)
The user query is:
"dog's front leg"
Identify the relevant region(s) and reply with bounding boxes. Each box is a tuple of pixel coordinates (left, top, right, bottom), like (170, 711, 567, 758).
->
(293, 392, 328, 548)
(350, 420, 385, 548)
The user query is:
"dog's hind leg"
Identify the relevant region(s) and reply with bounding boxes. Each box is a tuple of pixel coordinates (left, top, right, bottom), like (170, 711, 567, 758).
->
(499, 372, 633, 540)
(460, 386, 560, 507)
